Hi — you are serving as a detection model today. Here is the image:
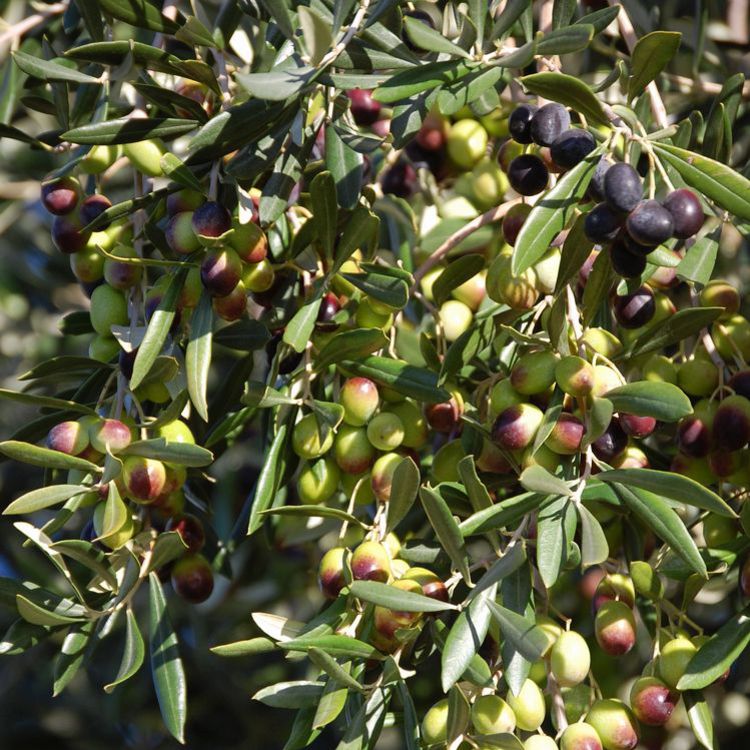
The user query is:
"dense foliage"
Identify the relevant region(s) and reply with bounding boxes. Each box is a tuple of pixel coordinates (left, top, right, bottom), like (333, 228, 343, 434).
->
(2, 0, 750, 748)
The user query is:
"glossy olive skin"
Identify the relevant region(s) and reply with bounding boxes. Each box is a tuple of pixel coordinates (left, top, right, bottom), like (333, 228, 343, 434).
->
(192, 201, 232, 239)
(166, 513, 206, 554)
(171, 553, 214, 603)
(626, 200, 674, 246)
(585, 203, 622, 244)
(630, 677, 678, 726)
(613, 286, 655, 329)
(42, 176, 81, 215)
(663, 188, 704, 238)
(550, 630, 591, 686)
(508, 154, 549, 196)
(509, 104, 538, 144)
(550, 128, 596, 169)
(603, 163, 642, 213)
(530, 103, 571, 147)
(594, 600, 636, 656)
(585, 700, 638, 750)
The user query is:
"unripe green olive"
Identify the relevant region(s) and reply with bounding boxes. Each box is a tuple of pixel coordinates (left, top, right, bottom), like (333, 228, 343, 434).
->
(89, 334, 121, 362)
(595, 573, 636, 609)
(702, 513, 737, 547)
(560, 721, 603, 750)
(440, 299, 474, 342)
(642, 354, 678, 384)
(447, 119, 488, 170)
(318, 547, 350, 599)
(561, 684, 591, 725)
(537, 615, 563, 656)
(591, 365, 621, 397)
(511, 350, 559, 395)
(629, 561, 664, 600)
(585, 699, 638, 750)
(489, 379, 523, 417)
(581, 328, 622, 359)
(470, 158, 509, 210)
(713, 315, 750, 361)
(383, 399, 427, 448)
(471, 694, 516, 735)
(90, 284, 129, 336)
(243, 259, 275, 293)
(419, 266, 442, 302)
(525, 735, 559, 750)
(421, 699, 449, 745)
(452, 271, 486, 311)
(658, 637, 697, 689)
(351, 540, 391, 582)
(677, 358, 719, 398)
(70, 247, 105, 283)
(123, 139, 164, 177)
(340, 470, 375, 505)
(550, 630, 591, 687)
(556, 356, 595, 397)
(533, 248, 561, 295)
(297, 457, 341, 504)
(341, 377, 379, 426)
(356, 298, 393, 329)
(700, 280, 740, 320)
(334, 424, 376, 474)
(80, 144, 120, 174)
(366, 412, 404, 451)
(487, 250, 539, 310)
(594, 600, 636, 656)
(506, 678, 546, 731)
(371, 452, 403, 502)
(292, 413, 334, 459)
(521, 443, 565, 474)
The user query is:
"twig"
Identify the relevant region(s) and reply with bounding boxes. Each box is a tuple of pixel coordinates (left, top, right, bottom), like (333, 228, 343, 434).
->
(608, 0, 669, 128)
(412, 199, 521, 287)
(0, 3, 66, 49)
(317, 0, 372, 70)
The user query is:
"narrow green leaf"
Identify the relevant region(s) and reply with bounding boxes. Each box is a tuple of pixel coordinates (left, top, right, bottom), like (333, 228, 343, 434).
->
(4, 484, 90, 515)
(512, 150, 602, 275)
(211, 637, 277, 657)
(281, 634, 379, 660)
(459, 493, 542, 536)
(554, 213, 593, 294)
(349, 580, 456, 612)
(339, 356, 450, 403)
(148, 573, 186, 744)
(486, 601, 548, 662)
(676, 224, 721, 286)
(104, 609, 145, 692)
(612, 484, 706, 578)
(146, 531, 188, 575)
(520, 73, 608, 126)
(261, 505, 366, 527)
(284, 299, 323, 354)
(577, 503, 609, 567)
(16, 594, 85, 626)
(63, 117, 197, 145)
(310, 171, 337, 258)
(373, 60, 474, 104)
(466, 544, 527, 603)
(628, 31, 681, 100)
(678, 608, 750, 690)
(605, 381, 693, 422)
(0, 441, 100, 473)
(160, 153, 204, 193)
(343, 271, 408, 309)
(626, 307, 722, 358)
(386, 457, 420, 532)
(298, 6, 334, 65)
(536, 497, 576, 588)
(186, 291, 212, 422)
(684, 691, 715, 750)
(519, 465, 571, 496)
(315, 328, 388, 371)
(403, 16, 471, 58)
(53, 621, 94, 696)
(131, 270, 186, 389)
(537, 25, 594, 55)
(99, 0, 180, 33)
(653, 143, 750, 221)
(121, 439, 213, 467)
(597, 468, 735, 517)
(248, 421, 290, 535)
(325, 125, 364, 208)
(13, 51, 101, 85)
(420, 486, 471, 584)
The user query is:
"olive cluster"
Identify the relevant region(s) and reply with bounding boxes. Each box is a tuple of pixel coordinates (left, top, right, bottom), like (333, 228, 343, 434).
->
(40, 147, 275, 367)
(45, 415, 213, 603)
(318, 533, 448, 653)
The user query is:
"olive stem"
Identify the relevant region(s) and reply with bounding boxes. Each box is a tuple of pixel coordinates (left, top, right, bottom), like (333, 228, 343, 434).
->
(412, 199, 521, 288)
